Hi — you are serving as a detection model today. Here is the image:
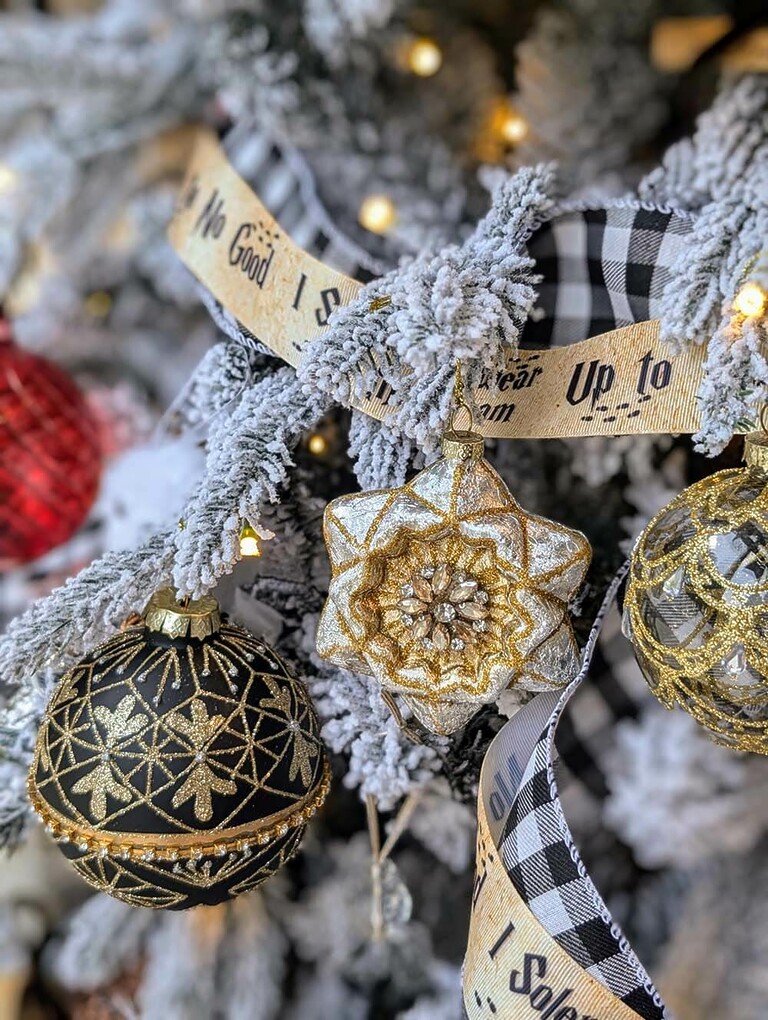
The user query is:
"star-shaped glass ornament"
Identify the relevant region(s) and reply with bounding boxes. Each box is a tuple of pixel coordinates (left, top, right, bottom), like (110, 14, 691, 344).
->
(317, 426, 591, 734)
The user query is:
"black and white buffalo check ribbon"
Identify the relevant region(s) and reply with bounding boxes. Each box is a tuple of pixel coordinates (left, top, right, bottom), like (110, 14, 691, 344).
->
(521, 204, 693, 350)
(197, 126, 693, 359)
(464, 568, 670, 1020)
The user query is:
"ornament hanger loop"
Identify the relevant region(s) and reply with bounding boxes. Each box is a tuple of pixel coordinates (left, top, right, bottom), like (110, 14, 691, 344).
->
(449, 360, 475, 433)
(442, 361, 485, 461)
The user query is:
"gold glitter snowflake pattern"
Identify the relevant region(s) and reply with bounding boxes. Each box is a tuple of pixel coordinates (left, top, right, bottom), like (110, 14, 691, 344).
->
(29, 623, 330, 909)
(318, 447, 590, 734)
(166, 700, 238, 821)
(260, 677, 320, 787)
(70, 696, 148, 820)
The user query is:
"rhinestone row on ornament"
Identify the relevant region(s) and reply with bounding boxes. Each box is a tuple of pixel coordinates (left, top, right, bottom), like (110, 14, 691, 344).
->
(398, 563, 490, 652)
(111, 638, 282, 703)
(28, 763, 330, 864)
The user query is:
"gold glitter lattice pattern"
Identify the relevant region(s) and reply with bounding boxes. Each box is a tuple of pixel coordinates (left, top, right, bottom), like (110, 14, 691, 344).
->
(624, 465, 768, 753)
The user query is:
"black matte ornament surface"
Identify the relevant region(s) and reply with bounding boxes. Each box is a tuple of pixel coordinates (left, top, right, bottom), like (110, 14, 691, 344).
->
(29, 621, 329, 910)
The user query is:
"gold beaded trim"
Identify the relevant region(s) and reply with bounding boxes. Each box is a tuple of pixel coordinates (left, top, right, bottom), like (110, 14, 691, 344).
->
(28, 759, 331, 863)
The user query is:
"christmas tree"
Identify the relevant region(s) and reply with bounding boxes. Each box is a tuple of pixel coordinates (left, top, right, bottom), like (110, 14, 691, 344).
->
(0, 1, 766, 1017)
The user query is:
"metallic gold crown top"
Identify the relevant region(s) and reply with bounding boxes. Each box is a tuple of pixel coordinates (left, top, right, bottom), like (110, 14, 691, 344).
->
(143, 587, 221, 640)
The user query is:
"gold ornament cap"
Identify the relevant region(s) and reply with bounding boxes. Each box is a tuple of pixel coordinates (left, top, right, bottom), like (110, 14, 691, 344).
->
(441, 428, 485, 462)
(442, 362, 485, 461)
(143, 587, 221, 640)
(744, 432, 768, 475)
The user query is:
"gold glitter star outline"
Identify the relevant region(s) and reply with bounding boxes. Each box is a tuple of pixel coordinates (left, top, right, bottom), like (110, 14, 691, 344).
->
(318, 453, 590, 715)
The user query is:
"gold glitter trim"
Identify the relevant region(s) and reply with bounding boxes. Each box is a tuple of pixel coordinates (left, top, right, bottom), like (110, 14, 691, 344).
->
(28, 760, 331, 861)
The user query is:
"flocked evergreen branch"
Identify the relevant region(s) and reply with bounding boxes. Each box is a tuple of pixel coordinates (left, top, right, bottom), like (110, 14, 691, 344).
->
(697, 313, 768, 453)
(159, 339, 267, 432)
(0, 7, 200, 158)
(0, 685, 44, 848)
(0, 533, 172, 690)
(52, 889, 287, 1020)
(640, 76, 768, 451)
(172, 367, 331, 596)
(604, 705, 768, 871)
(137, 894, 286, 1020)
(348, 412, 421, 489)
(205, 4, 497, 258)
(50, 895, 156, 993)
(513, 0, 666, 192)
(301, 620, 443, 810)
(303, 0, 398, 69)
(299, 163, 555, 459)
(0, 5, 203, 290)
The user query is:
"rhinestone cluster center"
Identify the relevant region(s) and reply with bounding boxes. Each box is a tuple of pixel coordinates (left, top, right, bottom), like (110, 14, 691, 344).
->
(398, 563, 490, 653)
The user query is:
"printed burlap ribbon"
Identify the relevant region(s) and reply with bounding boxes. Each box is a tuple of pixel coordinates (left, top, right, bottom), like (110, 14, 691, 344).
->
(169, 131, 706, 441)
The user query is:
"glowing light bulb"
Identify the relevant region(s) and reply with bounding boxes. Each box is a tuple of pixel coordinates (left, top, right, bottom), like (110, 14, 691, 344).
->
(358, 194, 397, 235)
(239, 523, 261, 558)
(488, 98, 529, 147)
(404, 36, 443, 77)
(85, 291, 113, 318)
(734, 281, 767, 318)
(308, 433, 329, 456)
(474, 99, 530, 163)
(0, 164, 18, 195)
(498, 109, 528, 146)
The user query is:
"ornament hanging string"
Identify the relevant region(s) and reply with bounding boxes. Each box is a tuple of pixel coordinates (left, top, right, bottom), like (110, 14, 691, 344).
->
(366, 791, 422, 942)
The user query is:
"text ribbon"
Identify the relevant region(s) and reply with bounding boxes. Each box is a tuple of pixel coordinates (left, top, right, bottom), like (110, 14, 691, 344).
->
(463, 570, 661, 1020)
(169, 131, 706, 440)
(464, 701, 640, 1020)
